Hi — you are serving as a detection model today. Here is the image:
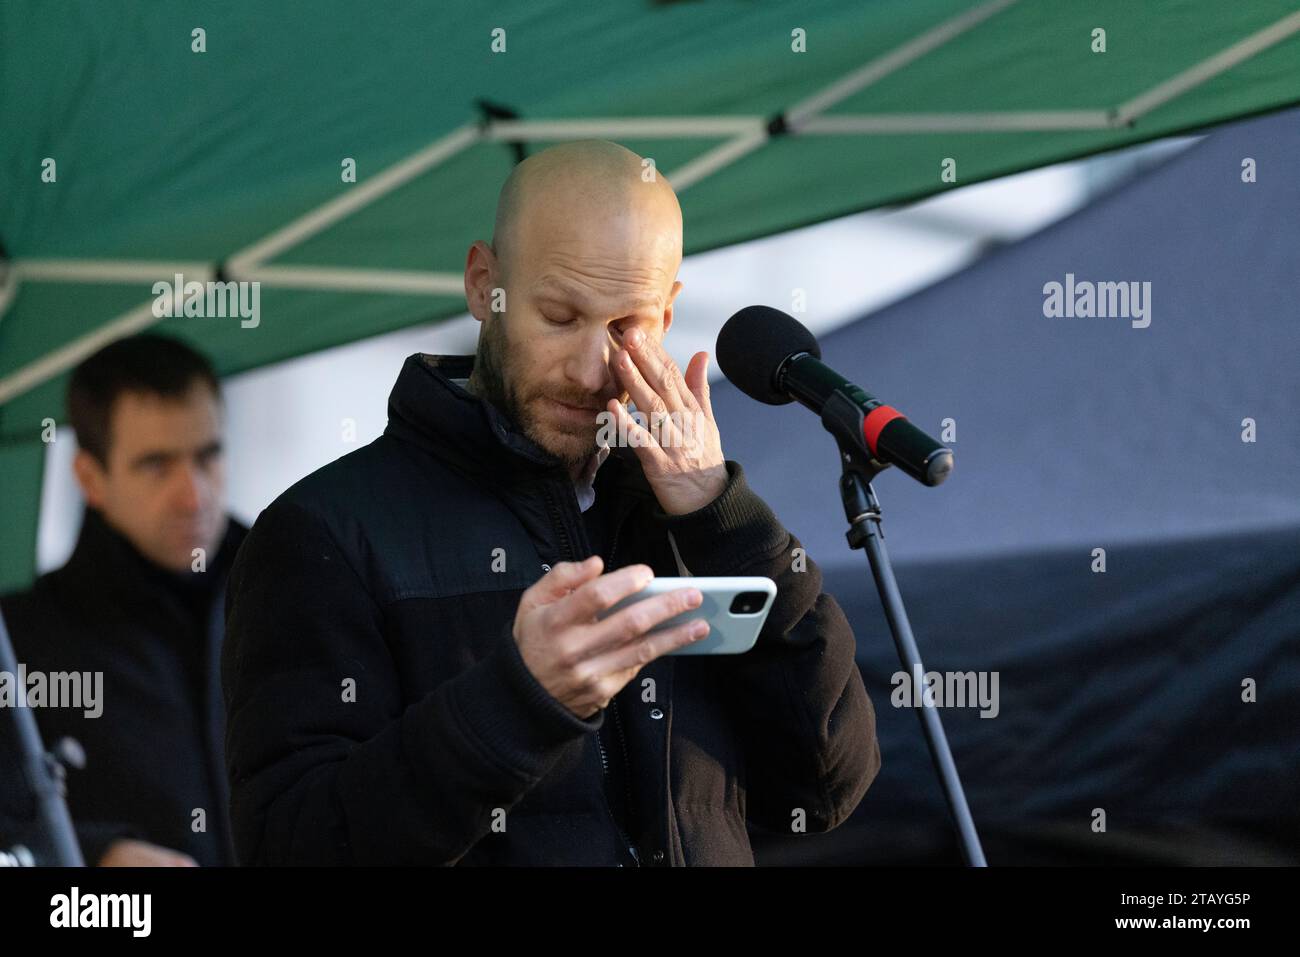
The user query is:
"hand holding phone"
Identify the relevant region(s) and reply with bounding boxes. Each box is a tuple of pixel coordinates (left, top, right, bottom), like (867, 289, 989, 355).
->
(595, 575, 776, 656)
(513, 559, 713, 719)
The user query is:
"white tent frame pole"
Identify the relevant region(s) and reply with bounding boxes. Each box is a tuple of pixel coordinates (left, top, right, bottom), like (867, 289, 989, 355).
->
(232, 265, 464, 295)
(0, 259, 467, 294)
(0, 301, 165, 406)
(485, 117, 766, 140)
(224, 122, 482, 274)
(11, 260, 215, 284)
(1113, 9, 1300, 125)
(666, 129, 771, 195)
(0, 125, 485, 405)
(668, 0, 1019, 192)
(0, 261, 18, 322)
(785, 0, 1021, 128)
(800, 111, 1117, 134)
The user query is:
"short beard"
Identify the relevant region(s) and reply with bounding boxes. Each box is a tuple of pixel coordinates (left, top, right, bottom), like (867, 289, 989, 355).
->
(466, 315, 598, 472)
(466, 314, 516, 425)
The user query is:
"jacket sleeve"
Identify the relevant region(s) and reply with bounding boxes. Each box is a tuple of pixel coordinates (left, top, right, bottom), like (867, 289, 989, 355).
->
(221, 500, 603, 865)
(652, 460, 881, 835)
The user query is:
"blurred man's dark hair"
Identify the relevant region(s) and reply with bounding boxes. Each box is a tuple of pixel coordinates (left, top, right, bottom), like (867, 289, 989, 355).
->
(66, 334, 221, 464)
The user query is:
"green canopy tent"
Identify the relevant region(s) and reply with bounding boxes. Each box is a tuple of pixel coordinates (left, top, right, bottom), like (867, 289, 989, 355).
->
(3, 0, 1299, 590)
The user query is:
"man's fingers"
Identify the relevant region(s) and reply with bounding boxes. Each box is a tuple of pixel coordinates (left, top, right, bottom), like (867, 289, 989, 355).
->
(613, 344, 669, 424)
(555, 563, 655, 625)
(583, 584, 703, 657)
(520, 556, 604, 613)
(586, 616, 710, 680)
(607, 398, 673, 460)
(626, 328, 701, 414)
(684, 351, 713, 415)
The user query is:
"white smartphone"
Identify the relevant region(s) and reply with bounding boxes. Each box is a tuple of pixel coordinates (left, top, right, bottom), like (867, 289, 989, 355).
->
(596, 576, 777, 655)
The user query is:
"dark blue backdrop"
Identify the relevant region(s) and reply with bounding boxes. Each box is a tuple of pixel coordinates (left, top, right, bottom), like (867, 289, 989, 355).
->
(716, 106, 1300, 864)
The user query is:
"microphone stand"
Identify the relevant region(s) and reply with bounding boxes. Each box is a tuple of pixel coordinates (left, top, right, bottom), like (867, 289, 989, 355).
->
(834, 439, 987, 867)
(0, 607, 85, 866)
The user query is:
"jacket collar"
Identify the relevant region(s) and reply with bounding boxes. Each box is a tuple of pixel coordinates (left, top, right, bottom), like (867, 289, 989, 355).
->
(61, 506, 247, 611)
(384, 353, 658, 504)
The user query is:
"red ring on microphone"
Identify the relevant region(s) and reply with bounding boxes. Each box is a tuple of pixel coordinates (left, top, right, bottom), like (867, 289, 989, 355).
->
(863, 405, 905, 456)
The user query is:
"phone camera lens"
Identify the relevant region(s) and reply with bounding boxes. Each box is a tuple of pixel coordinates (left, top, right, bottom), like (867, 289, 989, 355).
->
(729, 592, 767, 615)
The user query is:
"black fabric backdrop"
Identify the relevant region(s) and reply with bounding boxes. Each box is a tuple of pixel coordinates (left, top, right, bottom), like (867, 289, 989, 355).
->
(718, 106, 1300, 865)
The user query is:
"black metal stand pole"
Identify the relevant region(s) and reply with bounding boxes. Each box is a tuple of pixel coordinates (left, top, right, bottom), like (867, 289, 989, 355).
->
(839, 451, 987, 867)
(0, 607, 84, 866)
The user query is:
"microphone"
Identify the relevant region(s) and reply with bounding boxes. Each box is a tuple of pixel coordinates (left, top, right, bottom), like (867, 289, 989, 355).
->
(716, 305, 953, 487)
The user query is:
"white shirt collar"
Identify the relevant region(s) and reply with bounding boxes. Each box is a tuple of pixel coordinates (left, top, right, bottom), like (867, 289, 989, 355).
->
(574, 443, 611, 513)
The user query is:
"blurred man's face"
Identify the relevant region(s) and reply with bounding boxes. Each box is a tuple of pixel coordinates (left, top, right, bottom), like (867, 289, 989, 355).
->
(74, 381, 227, 573)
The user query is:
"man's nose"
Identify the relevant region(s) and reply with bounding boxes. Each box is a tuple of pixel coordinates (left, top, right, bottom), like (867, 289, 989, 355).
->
(172, 461, 206, 513)
(565, 327, 616, 397)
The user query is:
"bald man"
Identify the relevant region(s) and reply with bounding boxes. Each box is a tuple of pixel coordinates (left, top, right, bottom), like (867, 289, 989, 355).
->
(222, 140, 880, 866)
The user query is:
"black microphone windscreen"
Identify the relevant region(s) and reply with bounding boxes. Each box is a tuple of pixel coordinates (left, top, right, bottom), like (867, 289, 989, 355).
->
(716, 305, 821, 405)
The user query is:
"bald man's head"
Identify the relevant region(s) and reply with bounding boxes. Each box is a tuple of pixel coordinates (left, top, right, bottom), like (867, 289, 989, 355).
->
(490, 139, 682, 287)
(463, 140, 686, 476)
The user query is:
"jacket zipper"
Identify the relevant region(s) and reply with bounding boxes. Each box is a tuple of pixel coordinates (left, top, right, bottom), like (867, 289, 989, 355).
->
(611, 696, 635, 840)
(543, 481, 640, 866)
(607, 507, 626, 568)
(607, 506, 645, 863)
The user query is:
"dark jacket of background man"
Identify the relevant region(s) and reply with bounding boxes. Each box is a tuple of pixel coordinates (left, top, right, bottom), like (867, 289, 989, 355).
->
(223, 353, 880, 866)
(0, 508, 247, 866)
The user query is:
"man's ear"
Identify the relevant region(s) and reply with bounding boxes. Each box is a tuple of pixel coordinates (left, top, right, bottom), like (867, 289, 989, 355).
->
(73, 449, 107, 509)
(662, 279, 684, 337)
(463, 240, 500, 324)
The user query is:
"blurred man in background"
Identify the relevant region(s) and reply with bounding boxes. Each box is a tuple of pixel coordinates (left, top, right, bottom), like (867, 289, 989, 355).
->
(0, 333, 244, 865)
